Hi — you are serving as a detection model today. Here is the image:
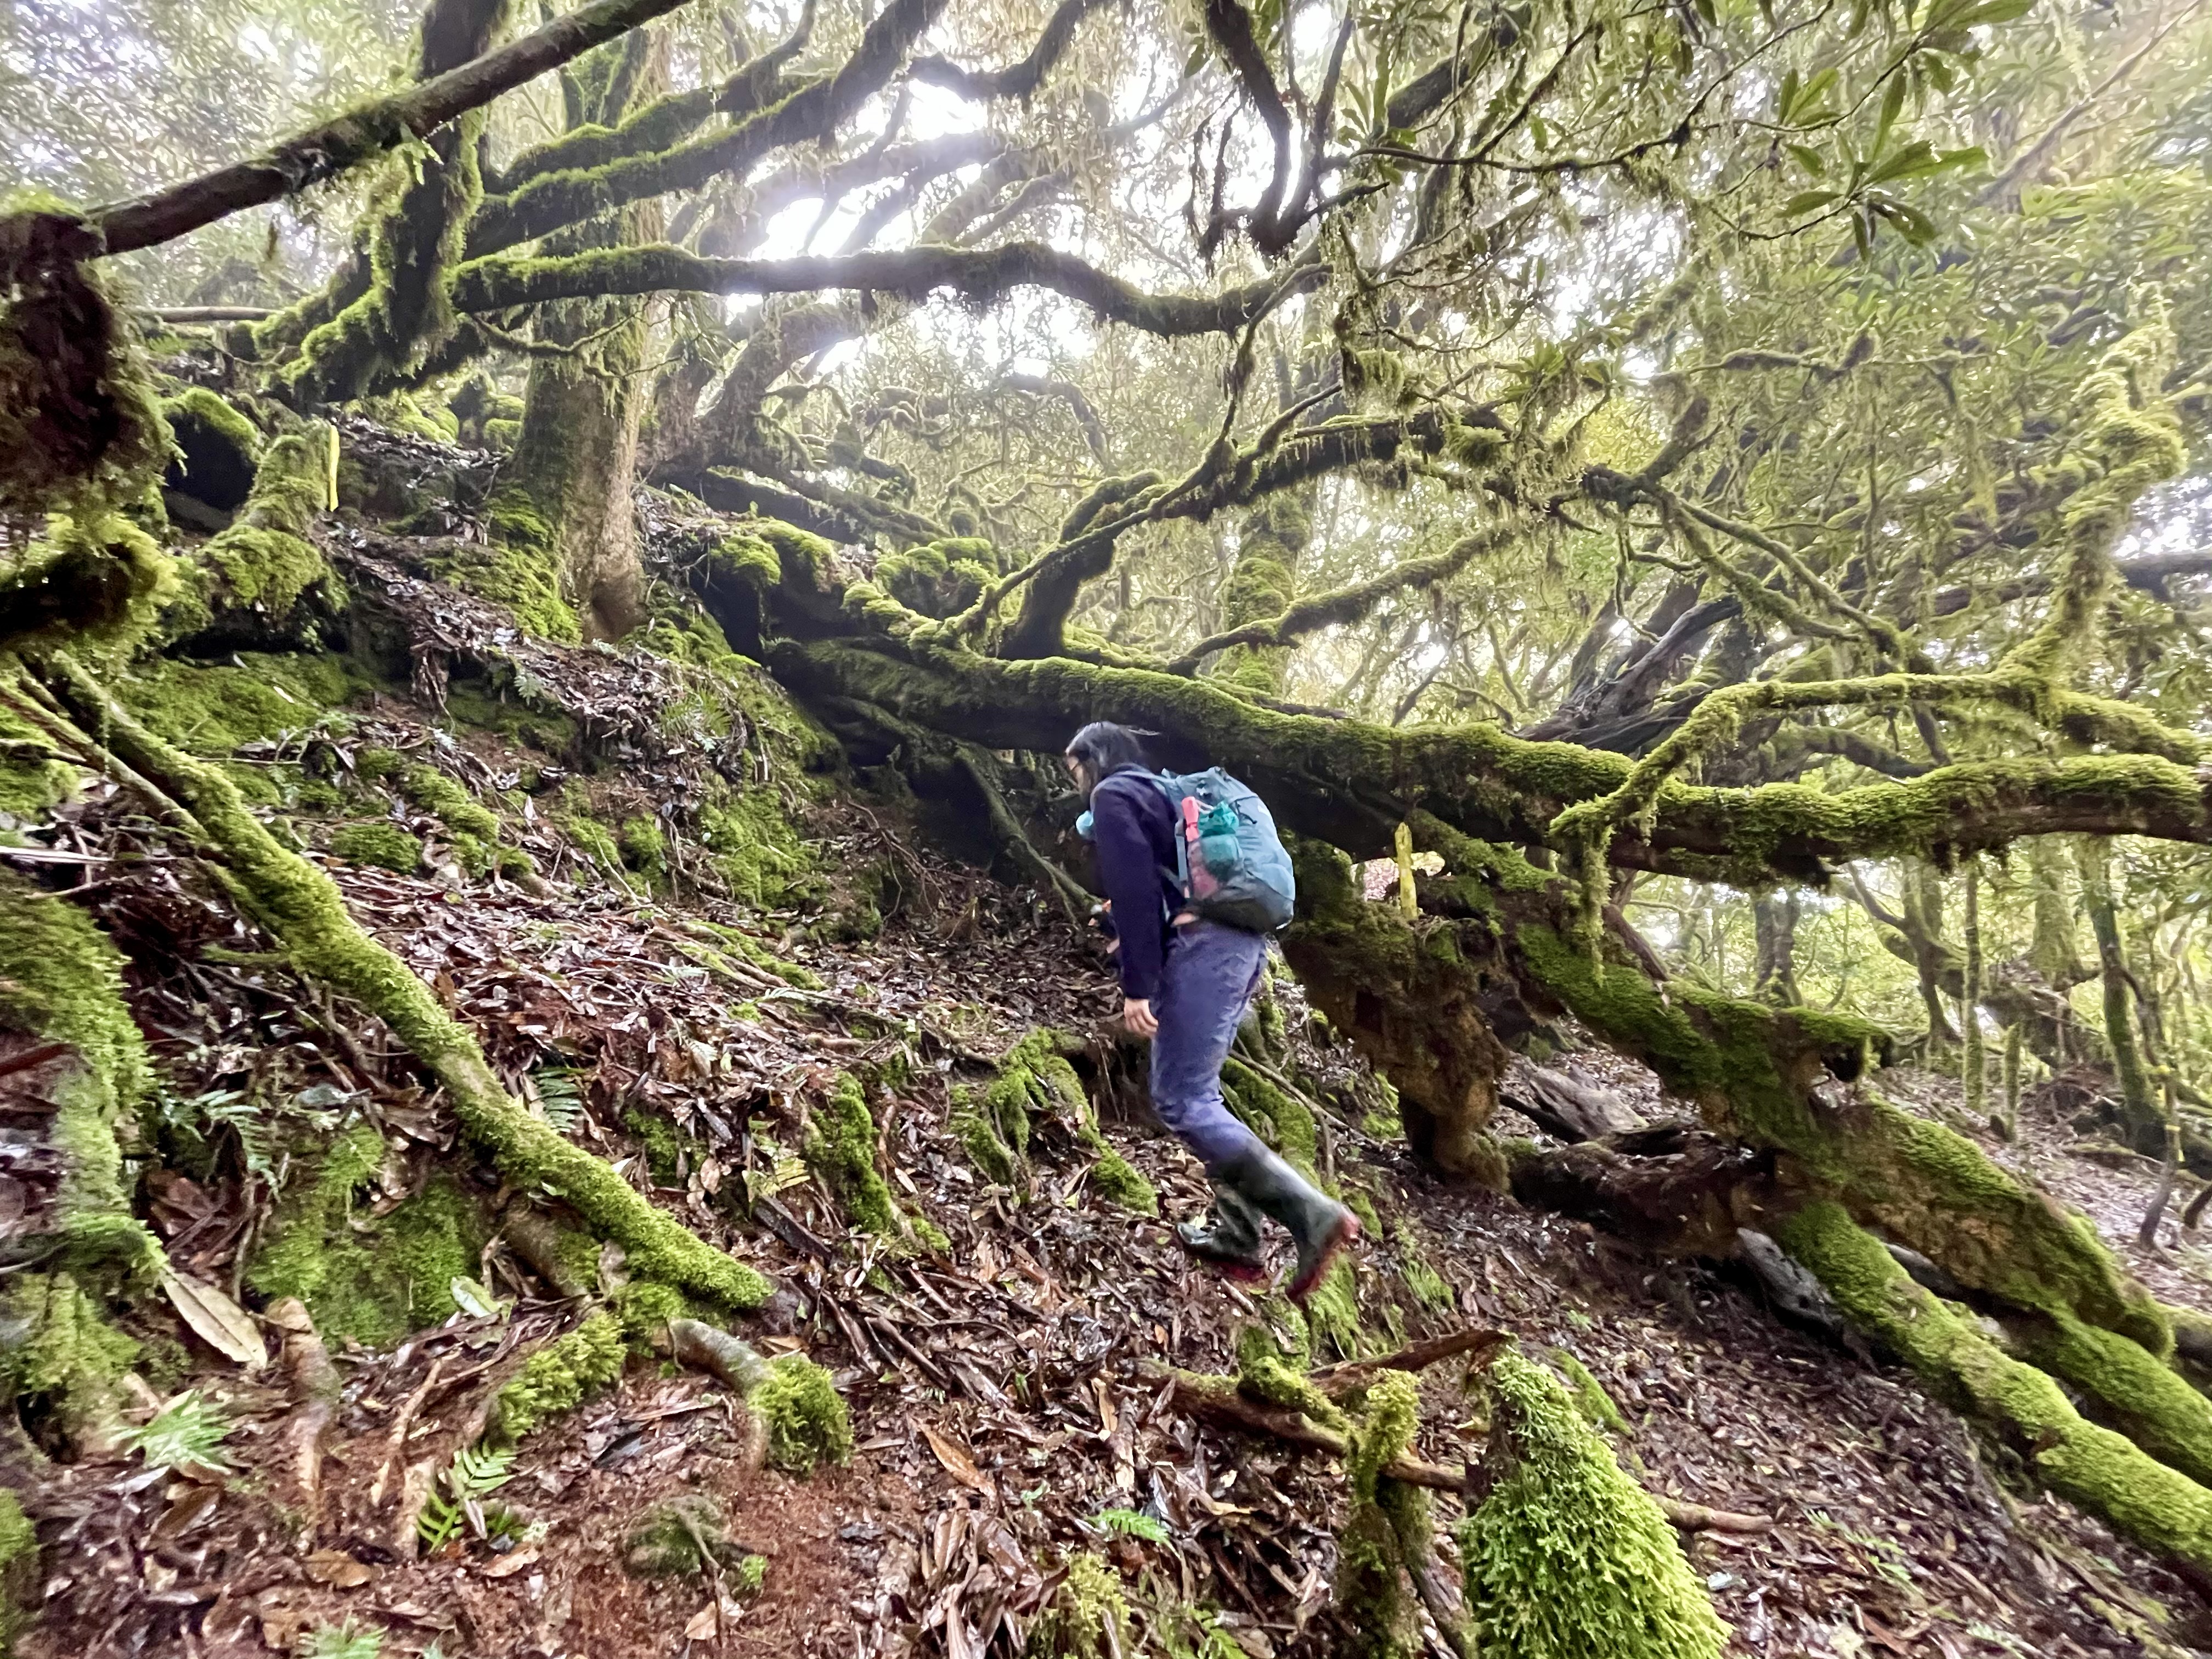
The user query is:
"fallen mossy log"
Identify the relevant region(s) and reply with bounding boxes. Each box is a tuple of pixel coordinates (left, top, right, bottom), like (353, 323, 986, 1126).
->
(31, 654, 771, 1312)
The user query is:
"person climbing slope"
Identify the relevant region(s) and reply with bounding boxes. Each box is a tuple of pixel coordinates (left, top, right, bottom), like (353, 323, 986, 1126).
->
(1065, 721, 1359, 1303)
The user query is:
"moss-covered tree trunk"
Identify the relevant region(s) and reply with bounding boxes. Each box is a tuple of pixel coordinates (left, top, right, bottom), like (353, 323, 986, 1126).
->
(1212, 488, 1309, 695)
(469, 35, 659, 642)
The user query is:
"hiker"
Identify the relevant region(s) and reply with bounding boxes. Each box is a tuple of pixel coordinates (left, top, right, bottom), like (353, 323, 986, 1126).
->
(1065, 721, 1359, 1302)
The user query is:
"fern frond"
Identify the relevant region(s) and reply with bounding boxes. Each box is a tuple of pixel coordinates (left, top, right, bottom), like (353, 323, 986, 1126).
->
(122, 1390, 233, 1472)
(1090, 1506, 1169, 1544)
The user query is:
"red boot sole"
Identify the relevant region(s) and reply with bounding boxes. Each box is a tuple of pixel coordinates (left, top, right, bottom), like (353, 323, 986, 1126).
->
(1288, 1210, 1362, 1305)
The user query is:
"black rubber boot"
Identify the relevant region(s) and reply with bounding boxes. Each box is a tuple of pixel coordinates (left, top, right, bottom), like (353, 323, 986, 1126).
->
(1176, 1183, 1268, 1284)
(1214, 1146, 1361, 1304)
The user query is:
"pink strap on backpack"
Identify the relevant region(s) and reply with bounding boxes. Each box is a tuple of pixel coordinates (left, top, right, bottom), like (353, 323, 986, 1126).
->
(1181, 796, 1217, 897)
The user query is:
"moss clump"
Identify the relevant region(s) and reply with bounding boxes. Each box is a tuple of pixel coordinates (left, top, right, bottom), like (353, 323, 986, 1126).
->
(753, 1353, 852, 1475)
(1026, 1553, 1131, 1659)
(618, 815, 667, 885)
(563, 810, 626, 883)
(329, 821, 424, 873)
(953, 1030, 1158, 1214)
(1222, 1057, 1321, 1172)
(430, 503, 582, 642)
(396, 763, 502, 841)
(805, 1074, 900, 1236)
(0, 512, 174, 658)
(247, 1130, 487, 1348)
(0, 1485, 35, 1650)
(189, 425, 337, 625)
(625, 1107, 693, 1187)
(2, 1271, 139, 1426)
(623, 1494, 755, 1579)
(1304, 1258, 1364, 1361)
(1234, 1313, 1345, 1429)
(0, 871, 157, 1276)
(700, 788, 814, 909)
(494, 1312, 627, 1441)
(1334, 1369, 1428, 1657)
(1553, 1350, 1627, 1433)
(114, 652, 359, 757)
(1458, 1350, 1725, 1659)
(0, 694, 78, 818)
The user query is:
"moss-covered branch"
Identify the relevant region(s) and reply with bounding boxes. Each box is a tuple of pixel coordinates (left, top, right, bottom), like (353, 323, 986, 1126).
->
(464, 0, 945, 255)
(40, 655, 770, 1312)
(80, 0, 698, 258)
(909, 0, 1109, 100)
(170, 425, 337, 644)
(764, 636, 2212, 877)
(450, 240, 1324, 338)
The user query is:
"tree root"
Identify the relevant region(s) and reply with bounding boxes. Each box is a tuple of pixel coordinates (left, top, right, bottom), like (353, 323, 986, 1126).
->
(38, 654, 771, 1312)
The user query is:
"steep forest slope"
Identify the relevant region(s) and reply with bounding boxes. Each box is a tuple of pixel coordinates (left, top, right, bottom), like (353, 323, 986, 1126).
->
(1, 415, 2210, 1659)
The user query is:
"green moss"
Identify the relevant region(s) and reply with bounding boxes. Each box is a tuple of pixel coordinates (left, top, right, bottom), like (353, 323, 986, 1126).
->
(0, 1485, 35, 1651)
(1553, 1350, 1627, 1433)
(1026, 1552, 1130, 1659)
(563, 810, 625, 882)
(1234, 1314, 1345, 1429)
(1779, 1199, 2212, 1579)
(247, 1130, 486, 1348)
(1305, 1257, 1364, 1361)
(1334, 1369, 1427, 1657)
(114, 652, 358, 757)
(191, 425, 337, 620)
(0, 871, 157, 1274)
(1222, 1058, 1320, 1172)
(805, 1074, 900, 1236)
(494, 1311, 626, 1440)
(753, 1353, 852, 1474)
(1083, 1138, 1159, 1215)
(1459, 1350, 1725, 1659)
(430, 504, 582, 642)
(0, 512, 174, 657)
(951, 1030, 1158, 1214)
(47, 667, 771, 1313)
(398, 764, 502, 840)
(159, 386, 262, 507)
(0, 694, 78, 817)
(624, 1494, 741, 1579)
(1400, 1240, 1454, 1315)
(700, 788, 814, 909)
(329, 821, 424, 873)
(2, 1271, 139, 1426)
(618, 815, 667, 884)
(625, 1107, 692, 1187)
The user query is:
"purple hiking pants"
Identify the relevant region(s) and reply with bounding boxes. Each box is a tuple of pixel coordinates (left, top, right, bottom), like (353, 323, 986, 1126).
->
(1148, 919, 1271, 1167)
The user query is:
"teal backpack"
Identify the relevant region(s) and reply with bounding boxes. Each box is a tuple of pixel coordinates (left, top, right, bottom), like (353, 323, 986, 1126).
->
(1148, 768, 1297, 933)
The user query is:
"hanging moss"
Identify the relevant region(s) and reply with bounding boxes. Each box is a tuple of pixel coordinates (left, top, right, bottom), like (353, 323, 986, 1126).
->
(753, 1353, 852, 1474)
(1025, 1553, 1131, 1659)
(1334, 1369, 1431, 1658)
(0, 871, 158, 1276)
(493, 1311, 627, 1440)
(1459, 1350, 1725, 1659)
(329, 821, 425, 873)
(804, 1073, 900, 1237)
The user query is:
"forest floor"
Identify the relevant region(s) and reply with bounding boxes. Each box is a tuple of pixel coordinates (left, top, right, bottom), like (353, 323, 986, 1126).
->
(15, 670, 2212, 1659)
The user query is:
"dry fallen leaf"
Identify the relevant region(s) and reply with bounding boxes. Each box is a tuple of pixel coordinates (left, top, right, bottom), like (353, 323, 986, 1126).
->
(160, 1266, 267, 1370)
(922, 1424, 993, 1496)
(303, 1549, 376, 1589)
(685, 1601, 721, 1641)
(481, 1545, 540, 1579)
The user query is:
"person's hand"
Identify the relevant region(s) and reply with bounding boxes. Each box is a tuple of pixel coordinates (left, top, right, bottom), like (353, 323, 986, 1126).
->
(1122, 997, 1158, 1037)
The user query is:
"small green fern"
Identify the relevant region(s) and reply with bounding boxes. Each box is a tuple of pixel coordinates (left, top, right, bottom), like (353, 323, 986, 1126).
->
(303, 1621, 386, 1659)
(122, 1390, 232, 1472)
(1090, 1507, 1170, 1544)
(530, 1067, 586, 1135)
(416, 1441, 517, 1553)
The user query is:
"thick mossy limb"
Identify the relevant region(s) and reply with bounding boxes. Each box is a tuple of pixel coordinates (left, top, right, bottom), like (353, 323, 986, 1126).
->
(43, 659, 769, 1311)
(804, 1073, 900, 1237)
(1459, 1350, 1725, 1659)
(1335, 1369, 1432, 1658)
(1234, 1314, 1346, 1429)
(0, 870, 157, 1275)
(753, 1353, 852, 1474)
(1778, 1200, 2212, 1581)
(1515, 924, 2170, 1354)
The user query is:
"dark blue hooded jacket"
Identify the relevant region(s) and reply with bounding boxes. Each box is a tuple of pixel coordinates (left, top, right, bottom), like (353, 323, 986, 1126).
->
(1087, 763, 1182, 1001)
